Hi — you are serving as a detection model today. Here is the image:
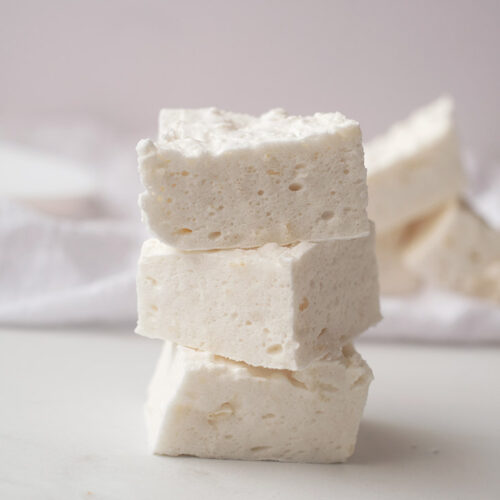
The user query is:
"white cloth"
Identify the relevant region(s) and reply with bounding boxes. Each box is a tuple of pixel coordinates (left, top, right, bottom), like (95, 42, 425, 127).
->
(0, 128, 498, 342)
(367, 289, 500, 343)
(0, 200, 144, 325)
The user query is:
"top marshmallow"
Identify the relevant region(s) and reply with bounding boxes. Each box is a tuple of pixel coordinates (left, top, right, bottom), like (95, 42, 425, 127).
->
(138, 108, 369, 250)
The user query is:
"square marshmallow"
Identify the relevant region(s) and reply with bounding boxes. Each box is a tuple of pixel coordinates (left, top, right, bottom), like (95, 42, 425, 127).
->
(137, 107, 369, 250)
(404, 200, 500, 303)
(145, 341, 372, 463)
(136, 225, 380, 370)
(365, 97, 466, 233)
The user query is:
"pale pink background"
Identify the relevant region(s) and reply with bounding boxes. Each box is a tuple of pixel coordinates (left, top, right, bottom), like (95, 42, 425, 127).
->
(1, 0, 499, 161)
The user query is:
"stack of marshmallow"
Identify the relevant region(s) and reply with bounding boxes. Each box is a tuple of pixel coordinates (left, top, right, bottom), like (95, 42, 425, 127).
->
(135, 108, 381, 463)
(366, 97, 500, 304)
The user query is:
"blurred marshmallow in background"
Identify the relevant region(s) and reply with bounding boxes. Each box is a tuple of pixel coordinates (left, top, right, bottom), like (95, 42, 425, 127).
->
(364, 99, 500, 342)
(0, 0, 498, 341)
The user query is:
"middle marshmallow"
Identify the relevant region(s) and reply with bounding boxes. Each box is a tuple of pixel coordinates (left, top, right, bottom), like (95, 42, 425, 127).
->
(136, 224, 380, 370)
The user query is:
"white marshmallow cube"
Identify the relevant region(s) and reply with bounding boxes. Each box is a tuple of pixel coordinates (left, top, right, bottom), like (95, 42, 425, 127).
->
(146, 341, 372, 463)
(365, 97, 466, 233)
(136, 226, 380, 370)
(138, 107, 369, 250)
(404, 200, 500, 303)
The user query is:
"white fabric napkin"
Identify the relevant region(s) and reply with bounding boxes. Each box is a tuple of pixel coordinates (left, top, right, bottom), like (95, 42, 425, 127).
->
(0, 200, 144, 325)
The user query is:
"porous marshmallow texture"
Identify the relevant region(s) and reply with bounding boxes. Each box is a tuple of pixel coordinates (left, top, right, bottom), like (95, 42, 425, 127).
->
(365, 97, 466, 233)
(404, 200, 500, 304)
(138, 107, 369, 250)
(146, 341, 373, 463)
(136, 224, 380, 370)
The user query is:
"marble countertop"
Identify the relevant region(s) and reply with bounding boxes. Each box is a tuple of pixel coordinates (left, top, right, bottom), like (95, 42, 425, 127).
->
(1, 327, 498, 499)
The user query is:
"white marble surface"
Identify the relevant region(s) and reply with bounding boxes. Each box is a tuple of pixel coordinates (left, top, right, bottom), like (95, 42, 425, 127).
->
(1, 327, 499, 499)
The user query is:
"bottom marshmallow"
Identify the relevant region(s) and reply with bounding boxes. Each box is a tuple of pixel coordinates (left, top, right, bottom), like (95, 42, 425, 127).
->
(145, 341, 372, 463)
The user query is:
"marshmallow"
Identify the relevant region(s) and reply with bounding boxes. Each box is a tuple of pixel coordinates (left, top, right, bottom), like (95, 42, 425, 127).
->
(365, 97, 466, 233)
(138, 107, 369, 250)
(136, 225, 380, 370)
(404, 200, 500, 303)
(146, 341, 372, 463)
(376, 225, 421, 295)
